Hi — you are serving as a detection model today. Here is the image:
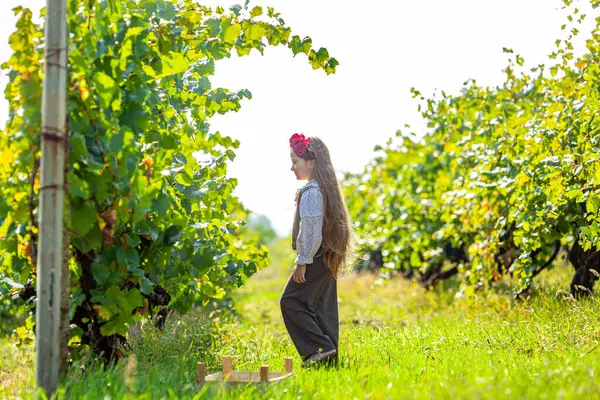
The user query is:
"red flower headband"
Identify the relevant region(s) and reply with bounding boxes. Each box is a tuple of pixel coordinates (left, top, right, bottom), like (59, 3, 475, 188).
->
(289, 133, 311, 157)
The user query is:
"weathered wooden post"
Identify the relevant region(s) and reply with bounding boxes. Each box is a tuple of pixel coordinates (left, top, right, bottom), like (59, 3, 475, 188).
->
(284, 357, 293, 373)
(197, 362, 207, 384)
(36, 0, 68, 396)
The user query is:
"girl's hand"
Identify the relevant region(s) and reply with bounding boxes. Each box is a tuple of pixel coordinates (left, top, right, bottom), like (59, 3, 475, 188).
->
(292, 264, 306, 283)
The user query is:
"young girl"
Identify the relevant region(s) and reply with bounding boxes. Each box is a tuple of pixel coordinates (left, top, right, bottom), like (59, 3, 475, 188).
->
(280, 133, 353, 367)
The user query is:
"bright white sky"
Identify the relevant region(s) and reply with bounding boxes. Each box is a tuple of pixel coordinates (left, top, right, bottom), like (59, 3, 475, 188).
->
(0, 0, 596, 236)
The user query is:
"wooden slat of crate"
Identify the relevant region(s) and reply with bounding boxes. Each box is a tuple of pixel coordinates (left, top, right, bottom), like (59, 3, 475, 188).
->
(204, 371, 293, 383)
(197, 357, 294, 386)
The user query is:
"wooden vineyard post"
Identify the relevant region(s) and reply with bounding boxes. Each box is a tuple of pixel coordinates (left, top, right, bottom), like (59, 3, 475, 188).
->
(36, 0, 68, 396)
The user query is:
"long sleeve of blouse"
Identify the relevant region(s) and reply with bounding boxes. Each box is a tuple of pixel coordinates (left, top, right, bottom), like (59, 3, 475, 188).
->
(295, 186, 324, 265)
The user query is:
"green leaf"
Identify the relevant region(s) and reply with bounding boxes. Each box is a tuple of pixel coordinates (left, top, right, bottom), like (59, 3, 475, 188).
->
(249, 24, 266, 41)
(184, 189, 205, 199)
(71, 203, 97, 237)
(159, 52, 190, 78)
(243, 261, 257, 276)
(126, 247, 140, 267)
(71, 133, 89, 160)
(157, 1, 176, 19)
(192, 251, 213, 276)
(126, 233, 141, 247)
(105, 285, 122, 301)
(566, 189, 582, 199)
(223, 23, 241, 44)
(100, 320, 117, 336)
(231, 4, 242, 15)
(410, 251, 421, 268)
(128, 266, 145, 278)
(95, 72, 117, 109)
(250, 6, 263, 17)
(142, 64, 156, 78)
(152, 194, 171, 215)
(148, 221, 160, 241)
(92, 262, 110, 285)
(206, 18, 221, 36)
(162, 134, 177, 149)
(95, 171, 114, 203)
(164, 225, 183, 245)
(110, 131, 124, 153)
(586, 196, 600, 214)
(119, 39, 133, 70)
(140, 276, 153, 295)
(124, 288, 143, 312)
(176, 173, 192, 186)
(117, 247, 127, 269)
(173, 154, 187, 164)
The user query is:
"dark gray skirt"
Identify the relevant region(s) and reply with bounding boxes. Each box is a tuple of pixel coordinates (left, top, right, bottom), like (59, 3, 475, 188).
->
(280, 252, 339, 360)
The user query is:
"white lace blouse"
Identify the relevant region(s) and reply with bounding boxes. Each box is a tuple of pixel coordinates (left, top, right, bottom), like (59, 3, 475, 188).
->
(296, 180, 324, 265)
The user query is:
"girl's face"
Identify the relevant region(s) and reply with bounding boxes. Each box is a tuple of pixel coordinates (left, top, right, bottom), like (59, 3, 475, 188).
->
(290, 150, 314, 180)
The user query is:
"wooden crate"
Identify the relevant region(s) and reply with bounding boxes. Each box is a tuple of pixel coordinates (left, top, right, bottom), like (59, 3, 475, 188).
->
(197, 356, 293, 386)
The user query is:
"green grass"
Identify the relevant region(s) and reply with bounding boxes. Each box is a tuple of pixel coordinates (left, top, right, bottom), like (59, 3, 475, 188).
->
(2, 242, 599, 399)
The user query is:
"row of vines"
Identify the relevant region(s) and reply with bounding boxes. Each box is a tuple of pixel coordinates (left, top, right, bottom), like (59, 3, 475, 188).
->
(0, 0, 336, 361)
(345, 0, 600, 298)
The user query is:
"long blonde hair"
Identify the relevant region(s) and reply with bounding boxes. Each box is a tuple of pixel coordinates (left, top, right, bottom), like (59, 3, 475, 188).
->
(303, 137, 354, 277)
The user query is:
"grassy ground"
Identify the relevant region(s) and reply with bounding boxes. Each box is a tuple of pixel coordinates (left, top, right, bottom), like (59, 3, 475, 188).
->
(1, 240, 599, 399)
